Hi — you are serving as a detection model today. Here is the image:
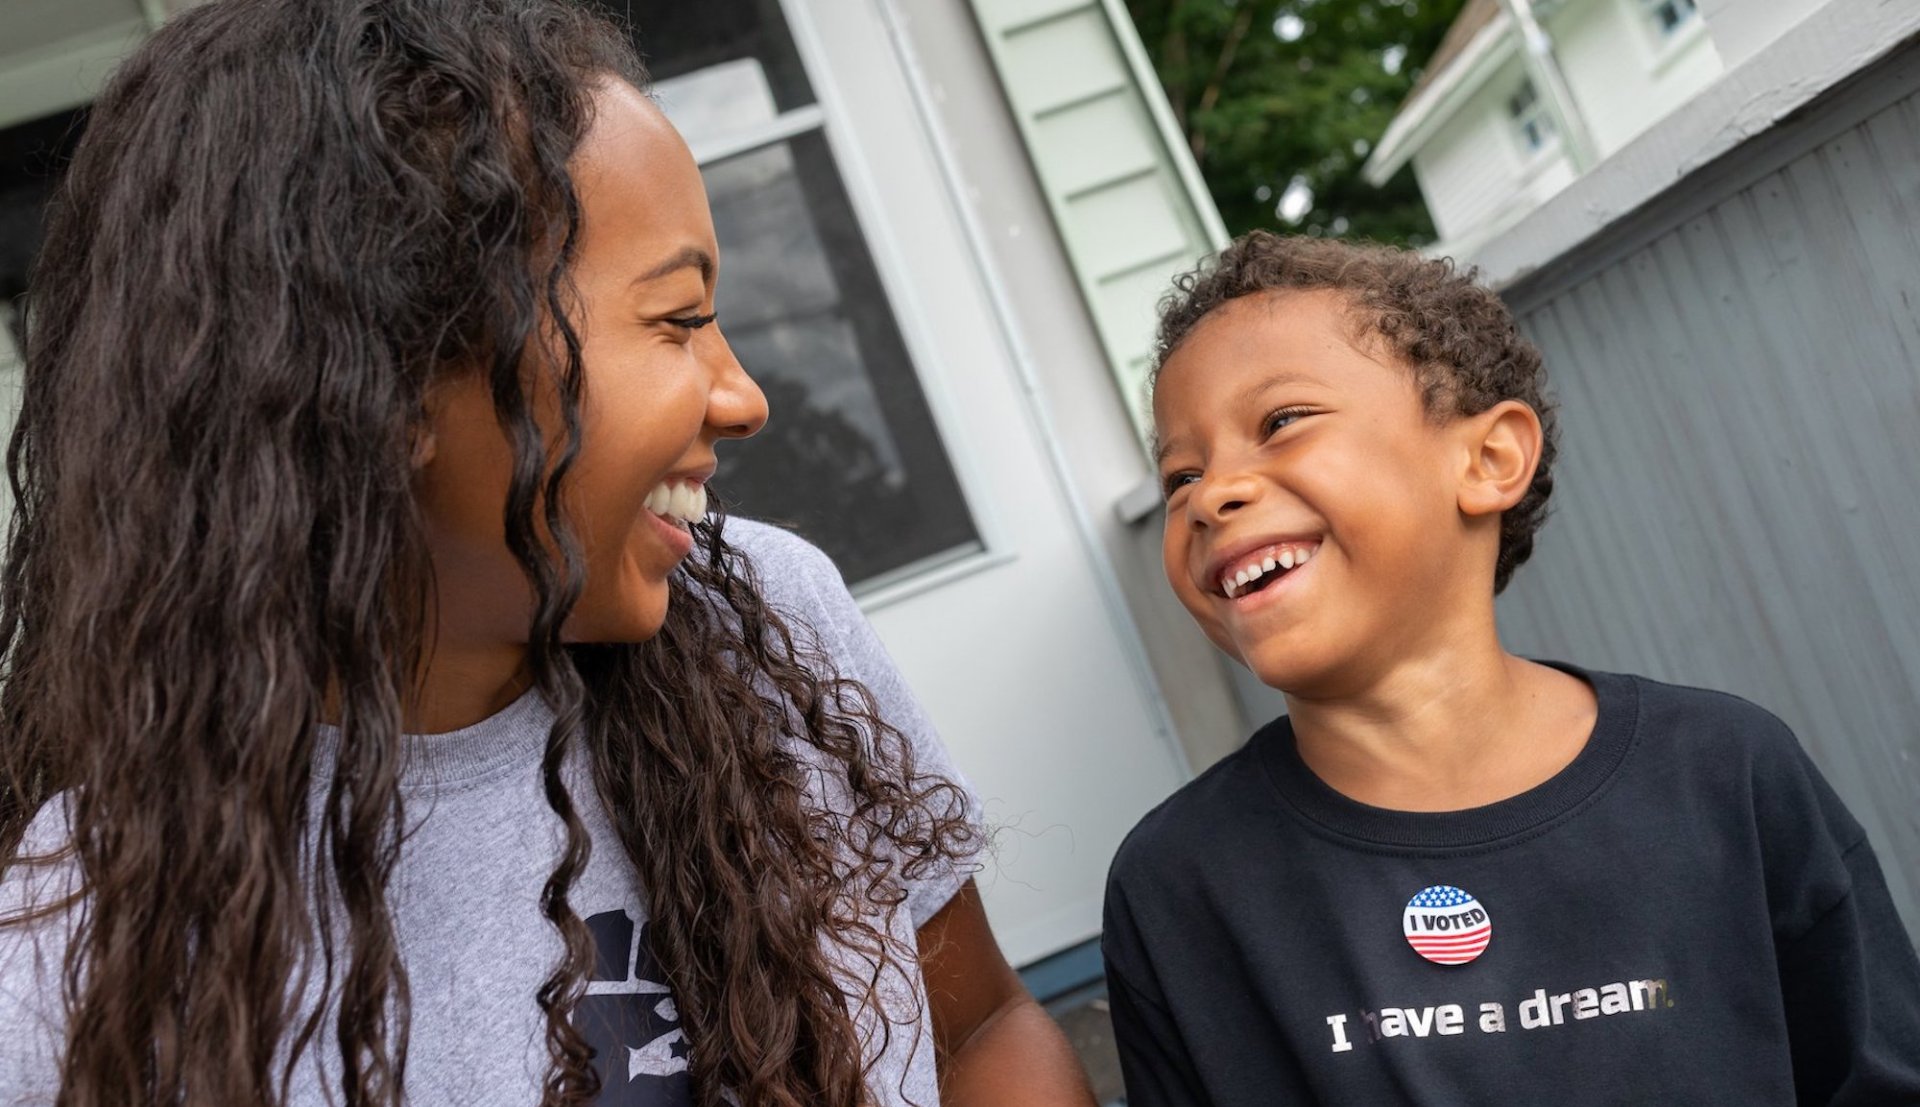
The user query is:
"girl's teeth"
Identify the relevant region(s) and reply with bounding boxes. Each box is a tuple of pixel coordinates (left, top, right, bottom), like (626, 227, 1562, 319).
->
(1280, 550, 1295, 570)
(646, 480, 707, 524)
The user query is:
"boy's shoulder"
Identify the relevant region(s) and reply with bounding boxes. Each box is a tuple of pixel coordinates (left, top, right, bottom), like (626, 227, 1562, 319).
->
(1113, 668, 1836, 881)
(1109, 718, 1286, 890)
(1609, 667, 1808, 771)
(1607, 666, 1862, 838)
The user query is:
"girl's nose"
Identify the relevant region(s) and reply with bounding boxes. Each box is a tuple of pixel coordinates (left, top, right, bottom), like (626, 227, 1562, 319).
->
(704, 329, 768, 440)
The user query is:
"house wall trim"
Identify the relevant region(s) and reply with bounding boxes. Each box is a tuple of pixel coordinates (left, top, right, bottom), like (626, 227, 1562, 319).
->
(1475, 0, 1920, 289)
(1504, 28, 1920, 311)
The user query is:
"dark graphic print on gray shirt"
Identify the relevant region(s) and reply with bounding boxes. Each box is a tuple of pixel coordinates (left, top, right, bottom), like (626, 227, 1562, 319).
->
(577, 912, 692, 1104)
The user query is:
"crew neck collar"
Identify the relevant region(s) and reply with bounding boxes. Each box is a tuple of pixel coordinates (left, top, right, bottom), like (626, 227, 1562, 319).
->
(1254, 663, 1641, 851)
(312, 686, 554, 792)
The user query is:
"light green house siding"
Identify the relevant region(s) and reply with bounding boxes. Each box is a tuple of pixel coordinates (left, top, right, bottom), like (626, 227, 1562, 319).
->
(969, 0, 1227, 443)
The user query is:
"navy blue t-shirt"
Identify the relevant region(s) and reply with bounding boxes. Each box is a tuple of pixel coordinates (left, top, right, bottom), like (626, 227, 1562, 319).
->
(1102, 667, 1920, 1105)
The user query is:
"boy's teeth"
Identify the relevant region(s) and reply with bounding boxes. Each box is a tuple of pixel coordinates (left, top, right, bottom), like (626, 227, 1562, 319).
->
(645, 480, 707, 524)
(1220, 542, 1320, 597)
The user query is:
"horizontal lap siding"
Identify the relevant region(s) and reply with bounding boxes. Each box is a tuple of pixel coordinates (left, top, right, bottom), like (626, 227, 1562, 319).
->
(969, 0, 1224, 441)
(1499, 51, 1920, 944)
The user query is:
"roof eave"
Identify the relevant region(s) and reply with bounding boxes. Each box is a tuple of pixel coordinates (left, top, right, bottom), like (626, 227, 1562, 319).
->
(1363, 14, 1518, 185)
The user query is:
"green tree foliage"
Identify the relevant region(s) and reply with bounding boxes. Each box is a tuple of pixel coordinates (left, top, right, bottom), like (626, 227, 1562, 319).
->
(1126, 0, 1469, 245)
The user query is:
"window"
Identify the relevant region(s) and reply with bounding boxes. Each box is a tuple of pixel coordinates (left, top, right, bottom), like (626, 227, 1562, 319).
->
(1507, 79, 1557, 155)
(0, 106, 85, 331)
(1639, 0, 1699, 37)
(593, 1, 983, 590)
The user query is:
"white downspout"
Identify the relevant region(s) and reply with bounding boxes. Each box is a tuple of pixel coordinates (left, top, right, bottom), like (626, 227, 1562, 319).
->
(1498, 0, 1600, 171)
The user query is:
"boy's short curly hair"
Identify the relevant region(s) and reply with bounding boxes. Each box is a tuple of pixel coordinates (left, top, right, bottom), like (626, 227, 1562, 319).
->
(1153, 230, 1557, 594)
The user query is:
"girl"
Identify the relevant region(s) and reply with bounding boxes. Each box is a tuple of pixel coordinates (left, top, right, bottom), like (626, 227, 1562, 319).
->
(0, 1, 1094, 1105)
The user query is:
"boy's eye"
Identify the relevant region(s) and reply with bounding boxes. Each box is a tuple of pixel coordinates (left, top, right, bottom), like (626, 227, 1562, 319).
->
(1161, 471, 1199, 499)
(1262, 406, 1313, 436)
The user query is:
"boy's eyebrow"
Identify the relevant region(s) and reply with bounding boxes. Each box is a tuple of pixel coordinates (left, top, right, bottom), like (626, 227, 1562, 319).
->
(1153, 370, 1321, 466)
(1234, 371, 1318, 406)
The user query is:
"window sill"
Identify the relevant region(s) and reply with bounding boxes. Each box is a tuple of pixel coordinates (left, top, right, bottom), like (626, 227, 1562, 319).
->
(853, 542, 1014, 613)
(1515, 137, 1569, 185)
(1647, 16, 1711, 78)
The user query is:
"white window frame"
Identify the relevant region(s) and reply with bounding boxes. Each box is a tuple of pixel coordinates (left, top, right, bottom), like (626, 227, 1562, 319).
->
(1637, 0, 1701, 39)
(686, 0, 1012, 610)
(1506, 78, 1559, 159)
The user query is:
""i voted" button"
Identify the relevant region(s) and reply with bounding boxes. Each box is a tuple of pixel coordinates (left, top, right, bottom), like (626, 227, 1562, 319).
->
(1403, 885, 1492, 966)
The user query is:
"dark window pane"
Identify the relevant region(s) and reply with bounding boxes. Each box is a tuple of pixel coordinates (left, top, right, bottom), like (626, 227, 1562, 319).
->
(0, 108, 86, 307)
(586, 0, 815, 116)
(704, 132, 981, 587)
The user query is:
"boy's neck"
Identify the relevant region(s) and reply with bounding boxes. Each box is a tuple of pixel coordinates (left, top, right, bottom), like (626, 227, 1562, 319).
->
(1283, 644, 1598, 814)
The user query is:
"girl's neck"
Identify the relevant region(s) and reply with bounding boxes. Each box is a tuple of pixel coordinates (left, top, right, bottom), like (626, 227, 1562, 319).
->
(407, 642, 534, 735)
(1284, 643, 1597, 814)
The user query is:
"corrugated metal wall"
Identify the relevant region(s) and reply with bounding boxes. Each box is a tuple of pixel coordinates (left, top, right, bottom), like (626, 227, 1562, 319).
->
(1497, 39, 1920, 944)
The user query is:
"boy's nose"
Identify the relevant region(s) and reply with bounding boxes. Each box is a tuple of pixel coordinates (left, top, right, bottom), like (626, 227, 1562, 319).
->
(1190, 468, 1260, 524)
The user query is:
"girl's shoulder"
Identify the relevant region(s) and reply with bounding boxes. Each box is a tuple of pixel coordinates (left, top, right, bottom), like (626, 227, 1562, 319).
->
(722, 516, 837, 579)
(0, 795, 79, 1102)
(2, 795, 81, 921)
(718, 517, 867, 652)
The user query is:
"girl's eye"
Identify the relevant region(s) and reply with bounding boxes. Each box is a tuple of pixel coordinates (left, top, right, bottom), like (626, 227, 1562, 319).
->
(663, 312, 717, 331)
(1263, 406, 1312, 436)
(1161, 471, 1199, 499)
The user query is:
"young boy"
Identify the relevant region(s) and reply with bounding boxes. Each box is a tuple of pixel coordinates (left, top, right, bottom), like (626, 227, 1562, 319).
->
(1103, 231, 1920, 1105)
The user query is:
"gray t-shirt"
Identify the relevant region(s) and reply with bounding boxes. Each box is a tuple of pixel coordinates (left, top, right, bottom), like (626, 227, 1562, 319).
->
(0, 519, 981, 1107)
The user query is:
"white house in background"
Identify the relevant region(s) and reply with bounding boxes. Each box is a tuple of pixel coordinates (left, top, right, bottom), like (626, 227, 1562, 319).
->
(0, 0, 1248, 987)
(1364, 0, 1726, 259)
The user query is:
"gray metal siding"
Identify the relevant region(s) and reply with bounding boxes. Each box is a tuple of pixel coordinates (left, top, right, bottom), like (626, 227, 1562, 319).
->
(1498, 42, 1920, 943)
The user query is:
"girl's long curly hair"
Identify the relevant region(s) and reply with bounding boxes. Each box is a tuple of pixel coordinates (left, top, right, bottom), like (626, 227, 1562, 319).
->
(0, 2, 974, 1105)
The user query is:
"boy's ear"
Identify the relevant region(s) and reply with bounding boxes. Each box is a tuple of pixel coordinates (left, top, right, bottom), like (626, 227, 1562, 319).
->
(1456, 400, 1543, 518)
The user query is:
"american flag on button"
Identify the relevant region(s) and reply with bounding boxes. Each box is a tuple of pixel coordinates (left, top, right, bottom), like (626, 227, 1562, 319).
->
(1403, 885, 1493, 966)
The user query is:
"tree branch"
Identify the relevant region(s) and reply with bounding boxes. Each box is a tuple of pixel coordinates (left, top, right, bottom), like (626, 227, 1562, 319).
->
(1163, 0, 1191, 131)
(1190, 4, 1255, 161)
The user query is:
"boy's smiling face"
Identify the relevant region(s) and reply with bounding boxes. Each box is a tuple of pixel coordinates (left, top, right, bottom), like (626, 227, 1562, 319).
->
(1153, 289, 1505, 696)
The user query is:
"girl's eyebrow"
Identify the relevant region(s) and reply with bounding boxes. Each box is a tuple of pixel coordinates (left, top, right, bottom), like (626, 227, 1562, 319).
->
(631, 245, 713, 287)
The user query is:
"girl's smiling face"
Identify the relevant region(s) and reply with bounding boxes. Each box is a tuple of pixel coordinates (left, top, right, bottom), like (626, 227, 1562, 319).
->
(414, 81, 768, 649)
(1152, 290, 1503, 697)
